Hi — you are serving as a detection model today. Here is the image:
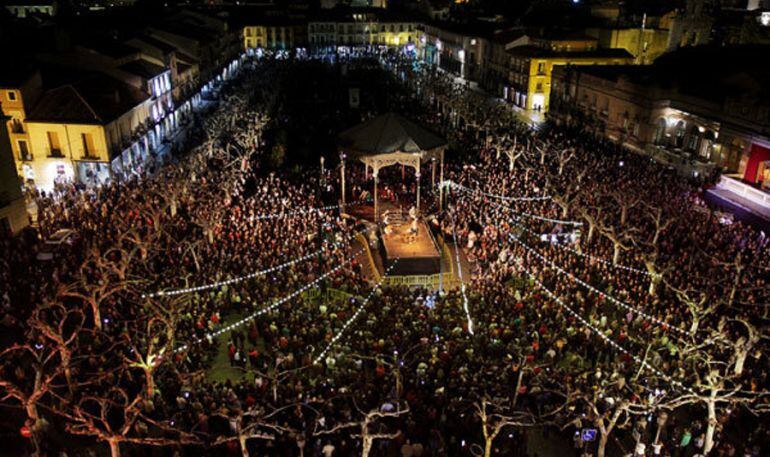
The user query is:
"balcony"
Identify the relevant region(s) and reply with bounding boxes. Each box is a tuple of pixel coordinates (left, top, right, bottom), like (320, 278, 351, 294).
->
(48, 148, 64, 158)
(81, 153, 101, 161)
(20, 152, 33, 162)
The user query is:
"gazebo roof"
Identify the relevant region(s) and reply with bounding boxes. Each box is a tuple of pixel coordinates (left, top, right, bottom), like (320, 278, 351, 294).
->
(338, 112, 447, 157)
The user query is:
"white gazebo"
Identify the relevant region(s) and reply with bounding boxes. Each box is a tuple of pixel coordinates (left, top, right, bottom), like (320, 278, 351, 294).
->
(338, 112, 447, 223)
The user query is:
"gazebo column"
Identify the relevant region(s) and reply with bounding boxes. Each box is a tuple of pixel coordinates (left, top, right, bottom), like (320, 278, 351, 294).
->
(340, 152, 347, 209)
(415, 162, 421, 217)
(431, 157, 436, 188)
(373, 168, 379, 224)
(439, 150, 445, 211)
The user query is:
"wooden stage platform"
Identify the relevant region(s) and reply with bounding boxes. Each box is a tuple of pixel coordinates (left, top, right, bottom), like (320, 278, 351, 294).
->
(380, 219, 442, 276)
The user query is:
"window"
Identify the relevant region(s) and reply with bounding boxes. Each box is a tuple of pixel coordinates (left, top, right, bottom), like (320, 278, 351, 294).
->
(47, 131, 62, 156)
(686, 125, 701, 152)
(653, 118, 667, 145)
(81, 133, 96, 158)
(535, 82, 543, 92)
(7, 91, 16, 101)
(536, 62, 545, 75)
(674, 121, 686, 148)
(18, 140, 31, 160)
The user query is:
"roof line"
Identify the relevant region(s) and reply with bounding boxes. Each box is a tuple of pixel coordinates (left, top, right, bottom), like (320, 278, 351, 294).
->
(65, 84, 103, 123)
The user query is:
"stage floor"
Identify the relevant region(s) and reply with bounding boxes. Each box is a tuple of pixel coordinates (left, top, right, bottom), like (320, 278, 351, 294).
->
(380, 219, 442, 275)
(382, 220, 440, 259)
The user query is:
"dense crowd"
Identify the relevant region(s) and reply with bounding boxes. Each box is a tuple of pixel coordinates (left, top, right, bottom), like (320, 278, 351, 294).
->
(0, 52, 768, 457)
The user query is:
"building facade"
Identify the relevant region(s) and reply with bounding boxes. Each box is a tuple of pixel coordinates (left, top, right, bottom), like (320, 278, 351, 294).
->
(506, 45, 633, 112)
(423, 23, 489, 83)
(308, 10, 423, 54)
(0, 109, 29, 235)
(550, 46, 770, 185)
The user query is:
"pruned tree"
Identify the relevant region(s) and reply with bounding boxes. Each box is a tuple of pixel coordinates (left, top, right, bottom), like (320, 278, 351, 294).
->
(211, 404, 300, 457)
(58, 385, 200, 457)
(313, 401, 409, 457)
(471, 397, 536, 457)
(0, 341, 63, 456)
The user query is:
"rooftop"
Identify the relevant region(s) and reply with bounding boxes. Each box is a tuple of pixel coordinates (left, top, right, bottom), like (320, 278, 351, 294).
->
(118, 59, 168, 80)
(26, 73, 149, 125)
(507, 45, 633, 59)
(560, 45, 770, 105)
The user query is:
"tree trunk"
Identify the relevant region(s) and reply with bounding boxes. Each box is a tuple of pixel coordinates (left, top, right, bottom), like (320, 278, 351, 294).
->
(612, 243, 621, 265)
(734, 348, 748, 376)
(145, 368, 155, 398)
(239, 434, 250, 457)
(93, 303, 102, 330)
(597, 432, 609, 457)
(704, 398, 717, 455)
(361, 436, 373, 457)
(689, 317, 700, 334)
(484, 438, 493, 457)
(26, 402, 41, 457)
(62, 352, 74, 395)
(108, 439, 121, 457)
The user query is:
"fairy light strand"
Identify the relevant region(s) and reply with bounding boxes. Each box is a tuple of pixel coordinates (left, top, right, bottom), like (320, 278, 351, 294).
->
(448, 181, 552, 202)
(449, 192, 475, 336)
(173, 247, 365, 354)
(253, 199, 369, 220)
(313, 260, 399, 364)
(466, 193, 649, 277)
(522, 269, 696, 396)
(144, 227, 375, 298)
(509, 234, 693, 338)
(452, 185, 582, 227)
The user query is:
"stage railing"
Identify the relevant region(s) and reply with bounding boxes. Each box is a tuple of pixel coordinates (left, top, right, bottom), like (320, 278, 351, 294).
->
(383, 273, 461, 290)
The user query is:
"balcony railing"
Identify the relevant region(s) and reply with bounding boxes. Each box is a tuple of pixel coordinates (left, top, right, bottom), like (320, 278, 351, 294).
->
(48, 148, 64, 158)
(20, 152, 33, 161)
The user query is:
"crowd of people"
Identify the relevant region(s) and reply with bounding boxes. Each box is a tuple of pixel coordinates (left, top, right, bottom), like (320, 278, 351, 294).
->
(0, 50, 768, 457)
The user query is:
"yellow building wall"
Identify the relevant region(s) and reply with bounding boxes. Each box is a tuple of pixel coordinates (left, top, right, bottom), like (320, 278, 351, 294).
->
(244, 26, 295, 50)
(1, 88, 32, 163)
(24, 121, 109, 189)
(381, 29, 422, 47)
(606, 28, 671, 64)
(526, 56, 633, 111)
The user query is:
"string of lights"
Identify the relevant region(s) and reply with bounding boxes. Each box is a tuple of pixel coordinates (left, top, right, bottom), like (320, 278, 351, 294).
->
(253, 199, 369, 220)
(453, 185, 582, 227)
(449, 194, 475, 336)
(523, 269, 696, 396)
(471, 194, 649, 277)
(313, 260, 399, 364)
(448, 181, 552, 202)
(145, 227, 375, 298)
(173, 247, 365, 354)
(509, 234, 693, 338)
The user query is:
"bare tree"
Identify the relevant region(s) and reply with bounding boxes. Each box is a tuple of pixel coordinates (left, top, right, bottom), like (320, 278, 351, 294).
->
(58, 385, 200, 457)
(211, 404, 300, 457)
(314, 401, 410, 457)
(471, 397, 536, 457)
(0, 342, 63, 456)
